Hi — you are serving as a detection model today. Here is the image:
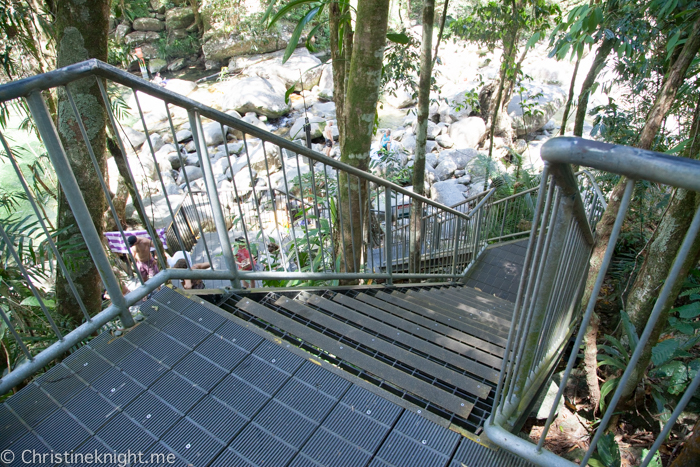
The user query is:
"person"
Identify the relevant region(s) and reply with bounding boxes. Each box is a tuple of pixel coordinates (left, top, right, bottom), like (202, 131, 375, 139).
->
(323, 121, 334, 157)
(128, 235, 159, 282)
(167, 250, 193, 268)
(381, 129, 391, 152)
(234, 239, 255, 288)
(173, 259, 210, 289)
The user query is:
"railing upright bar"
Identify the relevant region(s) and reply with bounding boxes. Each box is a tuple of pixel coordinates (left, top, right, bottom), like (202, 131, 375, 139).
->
(451, 217, 461, 276)
(536, 178, 635, 451)
(25, 91, 133, 327)
(357, 177, 364, 274)
(163, 102, 214, 267)
(308, 158, 326, 270)
(581, 191, 700, 466)
(132, 92, 188, 269)
(508, 187, 561, 407)
(0, 304, 32, 361)
(323, 165, 338, 271)
(260, 142, 289, 272)
(0, 130, 90, 322)
(277, 151, 303, 271)
(187, 110, 239, 288)
(347, 177, 358, 273)
(492, 164, 550, 419)
(97, 80, 149, 285)
(294, 151, 316, 272)
(385, 186, 393, 285)
(335, 173, 348, 273)
(241, 134, 273, 272)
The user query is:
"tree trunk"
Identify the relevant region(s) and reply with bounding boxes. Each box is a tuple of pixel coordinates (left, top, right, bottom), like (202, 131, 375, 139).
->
(573, 37, 614, 136)
(188, 0, 203, 34)
(671, 421, 700, 467)
(408, 0, 435, 279)
(560, 55, 581, 136)
(583, 310, 601, 412)
(329, 0, 349, 148)
(338, 0, 391, 279)
(617, 96, 700, 404)
(52, 0, 110, 324)
(582, 19, 700, 411)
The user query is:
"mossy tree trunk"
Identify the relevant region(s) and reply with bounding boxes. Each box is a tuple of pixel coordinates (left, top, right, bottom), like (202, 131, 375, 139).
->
(573, 37, 614, 137)
(338, 0, 391, 279)
(580, 16, 700, 411)
(408, 0, 435, 278)
(51, 0, 110, 324)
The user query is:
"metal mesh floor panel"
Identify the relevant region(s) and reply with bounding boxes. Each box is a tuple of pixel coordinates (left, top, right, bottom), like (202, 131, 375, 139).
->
(63, 387, 119, 432)
(5, 432, 51, 466)
(2, 286, 533, 467)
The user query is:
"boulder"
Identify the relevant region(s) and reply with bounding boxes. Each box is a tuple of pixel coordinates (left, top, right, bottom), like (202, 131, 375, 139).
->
(167, 58, 187, 72)
(122, 126, 147, 149)
(220, 76, 290, 118)
(115, 24, 131, 44)
(167, 151, 184, 170)
(507, 83, 567, 136)
(178, 165, 202, 184)
(430, 180, 470, 207)
(435, 134, 454, 148)
(133, 17, 165, 32)
(425, 140, 438, 153)
(399, 134, 416, 155)
(244, 48, 323, 91)
(318, 62, 333, 100)
(308, 101, 336, 118)
(205, 59, 221, 71)
(161, 171, 182, 195)
(241, 112, 268, 132)
(289, 115, 325, 140)
(176, 129, 192, 142)
(411, 120, 441, 140)
(164, 78, 197, 96)
(202, 31, 287, 62)
(124, 31, 147, 46)
(148, 58, 167, 74)
(147, 133, 165, 152)
(139, 44, 159, 59)
(248, 142, 281, 173)
(449, 117, 486, 149)
(216, 141, 244, 156)
(433, 148, 477, 181)
(165, 7, 194, 30)
(200, 122, 227, 146)
(425, 153, 438, 168)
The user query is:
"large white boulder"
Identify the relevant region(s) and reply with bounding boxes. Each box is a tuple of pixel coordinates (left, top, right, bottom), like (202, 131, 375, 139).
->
(164, 79, 197, 96)
(244, 48, 323, 91)
(220, 76, 290, 118)
(434, 148, 478, 181)
(318, 62, 334, 100)
(431, 180, 470, 207)
(507, 83, 567, 136)
(449, 117, 486, 149)
(289, 115, 325, 140)
(202, 31, 287, 62)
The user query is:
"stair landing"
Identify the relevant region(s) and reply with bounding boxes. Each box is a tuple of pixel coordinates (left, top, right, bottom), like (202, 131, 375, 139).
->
(1, 287, 532, 467)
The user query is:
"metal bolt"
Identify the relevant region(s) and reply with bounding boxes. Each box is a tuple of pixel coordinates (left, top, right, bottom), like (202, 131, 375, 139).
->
(146, 414, 151, 419)
(422, 440, 427, 445)
(185, 444, 191, 449)
(198, 318, 202, 322)
(339, 346, 343, 349)
(460, 403, 464, 407)
(83, 363, 88, 367)
(366, 410, 371, 415)
(417, 410, 422, 414)
(111, 388, 116, 393)
(272, 359, 276, 363)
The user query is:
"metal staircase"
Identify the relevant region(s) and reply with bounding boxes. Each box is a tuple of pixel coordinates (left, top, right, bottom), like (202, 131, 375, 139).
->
(1, 60, 699, 467)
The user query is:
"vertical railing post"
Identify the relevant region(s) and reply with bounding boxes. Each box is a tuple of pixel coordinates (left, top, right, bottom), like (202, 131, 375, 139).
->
(25, 92, 134, 328)
(385, 186, 393, 286)
(451, 217, 461, 277)
(187, 110, 240, 288)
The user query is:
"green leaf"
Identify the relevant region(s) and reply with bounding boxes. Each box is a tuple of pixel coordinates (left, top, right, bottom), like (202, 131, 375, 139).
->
(19, 296, 54, 308)
(525, 31, 541, 51)
(669, 317, 696, 335)
(652, 338, 681, 366)
(600, 377, 619, 412)
(283, 6, 321, 64)
(285, 84, 297, 105)
(386, 33, 410, 44)
(597, 432, 621, 467)
(267, 0, 318, 27)
(641, 449, 662, 467)
(305, 23, 324, 52)
(597, 357, 626, 371)
(620, 311, 639, 352)
(675, 301, 700, 319)
(666, 30, 681, 60)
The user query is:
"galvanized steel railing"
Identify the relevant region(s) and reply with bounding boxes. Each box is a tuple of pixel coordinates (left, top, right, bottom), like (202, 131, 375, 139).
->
(0, 59, 494, 393)
(484, 137, 700, 467)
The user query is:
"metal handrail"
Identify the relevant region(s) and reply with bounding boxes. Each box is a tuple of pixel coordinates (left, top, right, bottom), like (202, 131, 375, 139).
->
(485, 136, 700, 467)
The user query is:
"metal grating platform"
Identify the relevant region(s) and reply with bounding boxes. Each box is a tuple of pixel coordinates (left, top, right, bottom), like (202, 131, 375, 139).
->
(1, 287, 533, 467)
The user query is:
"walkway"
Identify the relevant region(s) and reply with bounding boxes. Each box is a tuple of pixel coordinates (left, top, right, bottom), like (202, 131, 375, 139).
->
(463, 240, 528, 302)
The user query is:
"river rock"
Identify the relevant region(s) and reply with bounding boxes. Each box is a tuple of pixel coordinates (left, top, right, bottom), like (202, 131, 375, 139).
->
(220, 76, 290, 118)
(289, 115, 325, 140)
(425, 153, 438, 168)
(216, 141, 244, 156)
(318, 62, 333, 100)
(178, 165, 202, 184)
(202, 31, 286, 62)
(165, 7, 194, 30)
(199, 122, 227, 146)
(434, 148, 477, 181)
(161, 171, 182, 195)
(244, 48, 323, 91)
(167, 58, 187, 72)
(435, 134, 454, 148)
(176, 129, 192, 143)
(115, 24, 131, 44)
(148, 58, 167, 74)
(133, 17, 165, 32)
(385, 85, 415, 109)
(431, 180, 470, 206)
(122, 126, 147, 149)
(507, 83, 566, 136)
(165, 79, 197, 96)
(449, 116, 486, 149)
(248, 142, 281, 173)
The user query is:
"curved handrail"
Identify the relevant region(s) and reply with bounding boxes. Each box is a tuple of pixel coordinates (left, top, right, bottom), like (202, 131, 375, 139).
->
(1, 59, 474, 222)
